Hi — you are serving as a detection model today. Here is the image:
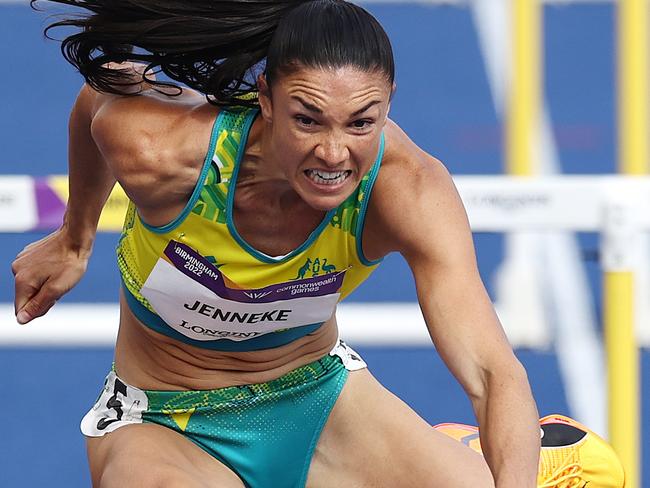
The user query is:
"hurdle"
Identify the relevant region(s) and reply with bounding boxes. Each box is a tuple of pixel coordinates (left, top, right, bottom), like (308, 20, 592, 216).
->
(0, 173, 646, 485)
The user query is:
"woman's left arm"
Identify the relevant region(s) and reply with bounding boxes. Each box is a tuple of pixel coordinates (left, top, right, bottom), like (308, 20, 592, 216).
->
(365, 137, 540, 486)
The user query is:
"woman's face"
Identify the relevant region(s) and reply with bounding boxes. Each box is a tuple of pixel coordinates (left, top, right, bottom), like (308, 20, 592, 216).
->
(258, 65, 392, 211)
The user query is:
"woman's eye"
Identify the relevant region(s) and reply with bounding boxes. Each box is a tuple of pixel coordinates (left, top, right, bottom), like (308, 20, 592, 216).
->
(296, 115, 315, 126)
(352, 119, 373, 129)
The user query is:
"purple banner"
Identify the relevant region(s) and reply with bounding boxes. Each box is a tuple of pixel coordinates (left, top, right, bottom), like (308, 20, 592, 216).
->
(163, 240, 346, 303)
(34, 179, 66, 230)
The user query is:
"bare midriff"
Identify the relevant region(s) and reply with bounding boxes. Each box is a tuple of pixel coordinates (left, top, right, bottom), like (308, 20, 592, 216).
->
(113, 289, 339, 391)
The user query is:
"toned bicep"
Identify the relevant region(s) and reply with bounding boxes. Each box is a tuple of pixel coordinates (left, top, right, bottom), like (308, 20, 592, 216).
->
(370, 155, 516, 399)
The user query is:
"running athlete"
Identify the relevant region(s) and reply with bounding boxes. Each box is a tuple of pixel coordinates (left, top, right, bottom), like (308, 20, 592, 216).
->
(14, 0, 558, 486)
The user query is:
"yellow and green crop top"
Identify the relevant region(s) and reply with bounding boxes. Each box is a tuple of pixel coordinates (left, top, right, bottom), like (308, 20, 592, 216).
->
(117, 107, 384, 351)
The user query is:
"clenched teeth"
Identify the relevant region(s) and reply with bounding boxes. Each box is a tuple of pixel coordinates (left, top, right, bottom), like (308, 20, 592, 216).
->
(306, 169, 351, 185)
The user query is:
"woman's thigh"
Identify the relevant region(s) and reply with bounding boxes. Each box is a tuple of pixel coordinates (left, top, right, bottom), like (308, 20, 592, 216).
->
(86, 423, 245, 488)
(306, 368, 494, 488)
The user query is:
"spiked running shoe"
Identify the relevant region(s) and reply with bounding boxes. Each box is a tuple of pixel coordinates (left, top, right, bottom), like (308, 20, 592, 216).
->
(537, 415, 625, 488)
(434, 414, 625, 488)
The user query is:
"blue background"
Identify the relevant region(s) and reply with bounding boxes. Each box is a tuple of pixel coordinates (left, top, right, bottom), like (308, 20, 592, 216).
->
(0, 2, 647, 487)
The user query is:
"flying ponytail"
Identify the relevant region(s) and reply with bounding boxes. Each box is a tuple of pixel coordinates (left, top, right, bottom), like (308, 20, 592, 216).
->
(32, 0, 394, 107)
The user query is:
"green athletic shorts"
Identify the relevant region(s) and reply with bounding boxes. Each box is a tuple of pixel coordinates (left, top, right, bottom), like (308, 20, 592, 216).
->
(81, 340, 367, 488)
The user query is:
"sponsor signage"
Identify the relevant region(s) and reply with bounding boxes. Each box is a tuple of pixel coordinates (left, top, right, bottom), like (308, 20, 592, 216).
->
(456, 176, 650, 231)
(0, 176, 38, 231)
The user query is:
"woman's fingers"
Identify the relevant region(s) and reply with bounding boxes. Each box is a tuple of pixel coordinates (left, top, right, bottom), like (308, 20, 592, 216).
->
(12, 232, 89, 324)
(14, 269, 42, 311)
(15, 274, 74, 324)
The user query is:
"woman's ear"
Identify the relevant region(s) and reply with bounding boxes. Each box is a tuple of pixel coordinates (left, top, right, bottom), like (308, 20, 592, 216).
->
(257, 74, 272, 122)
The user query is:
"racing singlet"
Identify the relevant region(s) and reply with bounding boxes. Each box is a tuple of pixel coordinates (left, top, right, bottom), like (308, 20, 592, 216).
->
(117, 107, 384, 351)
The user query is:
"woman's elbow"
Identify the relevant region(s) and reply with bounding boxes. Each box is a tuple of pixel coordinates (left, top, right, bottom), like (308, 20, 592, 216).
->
(469, 355, 532, 404)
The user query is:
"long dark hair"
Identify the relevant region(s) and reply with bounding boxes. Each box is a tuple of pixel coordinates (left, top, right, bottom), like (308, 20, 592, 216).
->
(32, 0, 394, 106)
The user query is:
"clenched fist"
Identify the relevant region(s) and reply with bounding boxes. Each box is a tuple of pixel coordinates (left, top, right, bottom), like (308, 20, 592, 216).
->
(12, 228, 92, 324)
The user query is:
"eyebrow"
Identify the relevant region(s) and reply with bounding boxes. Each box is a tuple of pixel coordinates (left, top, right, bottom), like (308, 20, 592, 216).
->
(351, 100, 381, 117)
(291, 96, 381, 117)
(292, 96, 323, 114)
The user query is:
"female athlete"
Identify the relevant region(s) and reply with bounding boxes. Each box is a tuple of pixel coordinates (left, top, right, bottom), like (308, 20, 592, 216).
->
(13, 0, 544, 486)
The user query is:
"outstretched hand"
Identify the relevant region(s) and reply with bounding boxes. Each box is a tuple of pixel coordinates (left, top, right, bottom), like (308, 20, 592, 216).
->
(11, 229, 92, 324)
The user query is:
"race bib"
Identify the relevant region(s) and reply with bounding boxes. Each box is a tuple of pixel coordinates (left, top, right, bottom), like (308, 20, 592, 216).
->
(140, 241, 345, 342)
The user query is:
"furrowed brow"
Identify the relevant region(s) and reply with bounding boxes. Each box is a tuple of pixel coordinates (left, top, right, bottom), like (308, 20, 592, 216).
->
(292, 96, 323, 114)
(291, 97, 381, 117)
(351, 100, 381, 117)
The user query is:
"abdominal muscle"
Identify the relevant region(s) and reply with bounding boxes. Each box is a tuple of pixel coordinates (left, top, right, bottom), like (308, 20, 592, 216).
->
(112, 288, 340, 391)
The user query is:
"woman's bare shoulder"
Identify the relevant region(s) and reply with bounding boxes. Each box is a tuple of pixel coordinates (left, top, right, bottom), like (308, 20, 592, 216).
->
(73, 64, 220, 213)
(86, 83, 217, 181)
(89, 86, 210, 151)
(379, 118, 451, 189)
(81, 63, 208, 151)
(361, 119, 460, 259)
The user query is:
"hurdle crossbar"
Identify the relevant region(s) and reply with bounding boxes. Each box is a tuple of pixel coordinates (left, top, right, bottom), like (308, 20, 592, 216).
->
(1, 174, 647, 484)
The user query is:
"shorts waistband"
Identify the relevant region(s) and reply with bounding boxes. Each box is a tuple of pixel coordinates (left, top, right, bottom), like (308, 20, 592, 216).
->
(142, 353, 342, 410)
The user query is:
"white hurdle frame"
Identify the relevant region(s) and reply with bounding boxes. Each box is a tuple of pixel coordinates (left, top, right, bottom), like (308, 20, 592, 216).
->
(0, 175, 646, 483)
(459, 175, 646, 486)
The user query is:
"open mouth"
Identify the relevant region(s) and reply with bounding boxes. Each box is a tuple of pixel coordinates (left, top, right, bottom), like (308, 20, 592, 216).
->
(305, 169, 352, 186)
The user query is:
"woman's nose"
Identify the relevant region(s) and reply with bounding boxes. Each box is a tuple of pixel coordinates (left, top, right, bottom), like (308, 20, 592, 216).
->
(314, 137, 350, 166)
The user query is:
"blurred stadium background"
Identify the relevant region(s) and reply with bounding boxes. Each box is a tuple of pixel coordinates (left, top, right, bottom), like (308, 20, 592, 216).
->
(1, 0, 649, 486)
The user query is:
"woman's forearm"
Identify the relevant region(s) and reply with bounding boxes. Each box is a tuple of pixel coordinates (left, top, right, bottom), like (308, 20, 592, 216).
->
(473, 362, 540, 487)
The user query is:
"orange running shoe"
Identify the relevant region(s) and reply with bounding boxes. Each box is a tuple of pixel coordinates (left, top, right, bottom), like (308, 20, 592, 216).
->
(434, 421, 482, 453)
(434, 414, 625, 488)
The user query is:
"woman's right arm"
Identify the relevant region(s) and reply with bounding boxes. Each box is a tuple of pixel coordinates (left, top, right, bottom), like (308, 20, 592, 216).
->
(12, 83, 116, 324)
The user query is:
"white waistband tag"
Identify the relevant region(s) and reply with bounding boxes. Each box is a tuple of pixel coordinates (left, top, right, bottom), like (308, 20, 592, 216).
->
(81, 371, 148, 437)
(329, 339, 367, 371)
